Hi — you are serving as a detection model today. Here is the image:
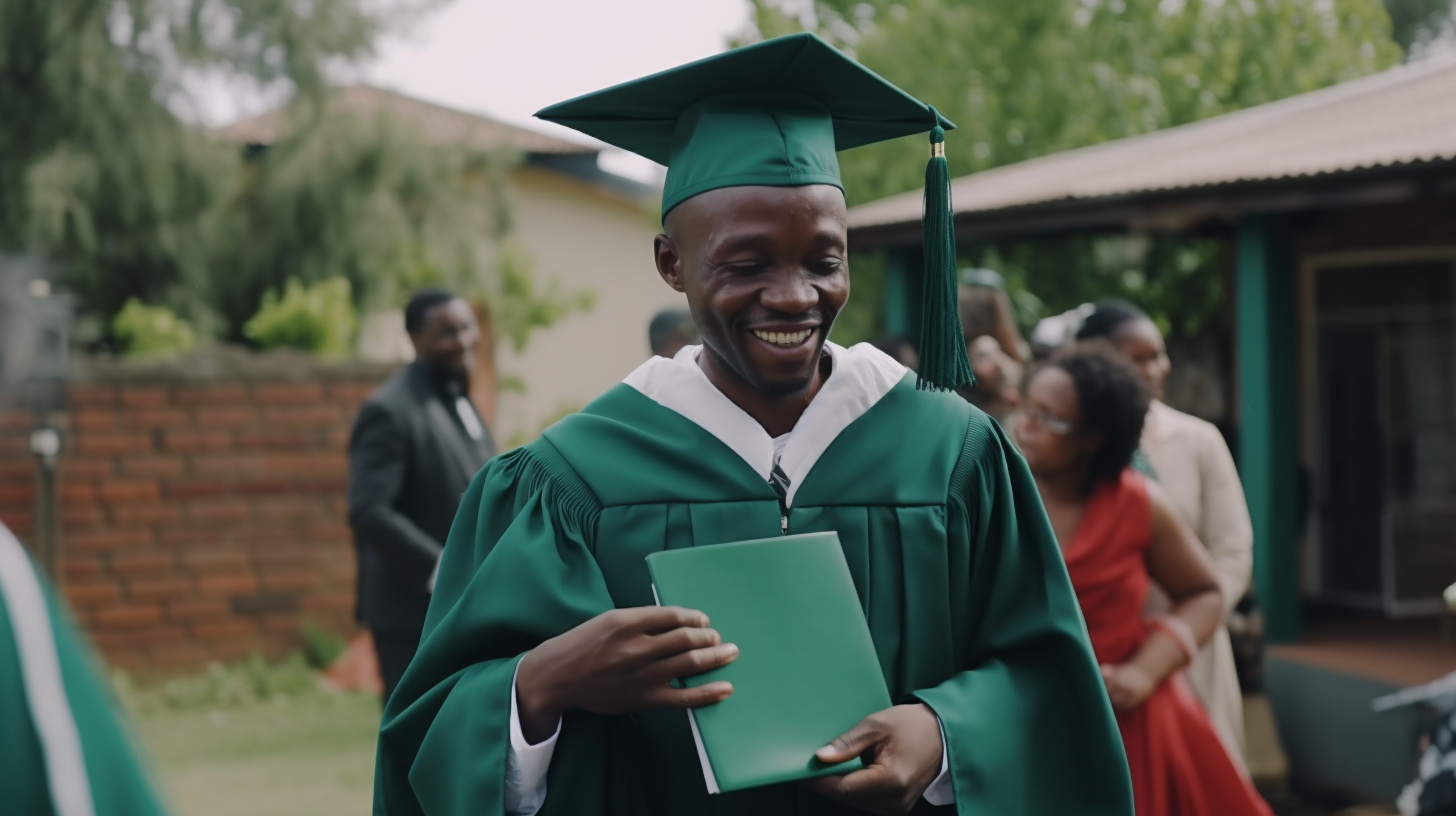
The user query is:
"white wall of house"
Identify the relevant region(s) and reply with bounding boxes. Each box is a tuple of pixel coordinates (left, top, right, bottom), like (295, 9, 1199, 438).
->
(493, 165, 682, 445)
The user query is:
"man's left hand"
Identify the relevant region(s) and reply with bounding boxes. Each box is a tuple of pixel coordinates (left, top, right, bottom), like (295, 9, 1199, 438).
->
(806, 703, 944, 816)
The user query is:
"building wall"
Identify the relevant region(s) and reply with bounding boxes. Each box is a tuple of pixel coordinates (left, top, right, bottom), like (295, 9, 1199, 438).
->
(493, 166, 684, 445)
(0, 350, 394, 675)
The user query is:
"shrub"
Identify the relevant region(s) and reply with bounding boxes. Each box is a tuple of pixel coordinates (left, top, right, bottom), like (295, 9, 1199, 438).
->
(243, 276, 357, 356)
(111, 298, 197, 358)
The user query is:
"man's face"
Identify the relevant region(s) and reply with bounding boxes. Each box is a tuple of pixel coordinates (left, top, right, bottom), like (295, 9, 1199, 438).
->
(655, 185, 850, 397)
(410, 298, 479, 378)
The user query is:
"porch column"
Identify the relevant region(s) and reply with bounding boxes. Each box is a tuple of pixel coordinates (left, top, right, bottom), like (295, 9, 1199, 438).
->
(1235, 216, 1300, 643)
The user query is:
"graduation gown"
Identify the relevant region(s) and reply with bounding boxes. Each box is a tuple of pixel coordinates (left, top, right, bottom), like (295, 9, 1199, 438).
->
(0, 523, 170, 816)
(374, 356, 1132, 816)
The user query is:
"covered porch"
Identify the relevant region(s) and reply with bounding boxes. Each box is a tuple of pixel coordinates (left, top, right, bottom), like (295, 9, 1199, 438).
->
(847, 55, 1456, 804)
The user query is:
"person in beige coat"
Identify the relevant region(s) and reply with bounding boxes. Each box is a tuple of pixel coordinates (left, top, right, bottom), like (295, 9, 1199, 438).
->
(1077, 299, 1253, 773)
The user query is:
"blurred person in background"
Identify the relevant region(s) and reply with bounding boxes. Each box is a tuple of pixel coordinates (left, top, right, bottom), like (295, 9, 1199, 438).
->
(1076, 298, 1253, 771)
(348, 288, 495, 704)
(647, 306, 698, 359)
(957, 268, 1027, 424)
(872, 333, 918, 370)
(1015, 342, 1271, 816)
(0, 272, 171, 815)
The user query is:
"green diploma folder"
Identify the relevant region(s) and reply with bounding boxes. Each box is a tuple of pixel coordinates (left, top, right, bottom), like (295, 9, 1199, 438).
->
(645, 532, 893, 794)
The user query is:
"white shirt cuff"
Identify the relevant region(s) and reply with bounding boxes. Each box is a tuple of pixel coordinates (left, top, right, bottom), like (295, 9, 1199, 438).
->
(922, 717, 954, 806)
(505, 662, 561, 816)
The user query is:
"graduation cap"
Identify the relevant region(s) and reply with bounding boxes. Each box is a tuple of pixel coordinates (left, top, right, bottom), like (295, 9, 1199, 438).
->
(535, 32, 972, 392)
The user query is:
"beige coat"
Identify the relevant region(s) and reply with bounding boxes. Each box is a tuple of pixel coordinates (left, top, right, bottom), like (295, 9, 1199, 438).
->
(1142, 400, 1253, 773)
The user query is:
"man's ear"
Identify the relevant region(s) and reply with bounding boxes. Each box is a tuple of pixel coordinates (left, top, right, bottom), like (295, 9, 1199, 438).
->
(654, 233, 686, 293)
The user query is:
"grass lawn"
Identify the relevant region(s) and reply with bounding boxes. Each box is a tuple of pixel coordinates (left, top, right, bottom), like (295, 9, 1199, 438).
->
(126, 662, 382, 816)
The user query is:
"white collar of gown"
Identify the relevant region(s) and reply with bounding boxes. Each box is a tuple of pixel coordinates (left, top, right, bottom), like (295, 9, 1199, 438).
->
(622, 341, 907, 508)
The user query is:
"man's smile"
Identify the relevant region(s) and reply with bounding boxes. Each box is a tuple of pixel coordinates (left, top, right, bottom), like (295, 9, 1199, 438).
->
(750, 327, 815, 347)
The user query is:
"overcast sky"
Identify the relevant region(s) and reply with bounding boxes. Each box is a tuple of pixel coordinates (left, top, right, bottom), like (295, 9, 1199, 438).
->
(358, 0, 751, 179)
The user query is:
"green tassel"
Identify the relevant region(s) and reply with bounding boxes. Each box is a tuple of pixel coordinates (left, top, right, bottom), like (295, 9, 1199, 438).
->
(917, 110, 973, 392)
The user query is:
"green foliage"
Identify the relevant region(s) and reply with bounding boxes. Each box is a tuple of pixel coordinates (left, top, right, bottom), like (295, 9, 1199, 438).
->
(243, 276, 358, 355)
(740, 0, 1403, 340)
(111, 298, 199, 358)
(829, 250, 888, 348)
(300, 620, 348, 670)
(117, 653, 318, 714)
(494, 239, 596, 353)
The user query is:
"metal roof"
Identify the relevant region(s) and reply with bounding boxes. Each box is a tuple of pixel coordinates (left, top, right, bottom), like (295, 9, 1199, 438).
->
(847, 54, 1456, 232)
(212, 84, 595, 155)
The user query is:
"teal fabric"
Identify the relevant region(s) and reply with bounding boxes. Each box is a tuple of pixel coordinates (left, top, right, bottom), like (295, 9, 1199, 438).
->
(534, 32, 954, 218)
(374, 376, 1133, 816)
(0, 552, 170, 816)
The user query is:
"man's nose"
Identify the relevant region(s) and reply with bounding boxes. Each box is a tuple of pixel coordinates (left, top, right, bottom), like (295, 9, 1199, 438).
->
(759, 270, 817, 314)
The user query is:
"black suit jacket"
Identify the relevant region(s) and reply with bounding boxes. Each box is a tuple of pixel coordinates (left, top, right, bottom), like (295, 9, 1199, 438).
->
(347, 363, 494, 635)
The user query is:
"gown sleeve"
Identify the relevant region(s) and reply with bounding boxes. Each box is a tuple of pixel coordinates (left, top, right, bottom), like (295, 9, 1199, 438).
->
(0, 523, 170, 816)
(372, 443, 612, 816)
(910, 420, 1135, 816)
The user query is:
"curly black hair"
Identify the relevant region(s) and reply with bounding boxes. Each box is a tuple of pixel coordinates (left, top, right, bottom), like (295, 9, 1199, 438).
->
(1075, 298, 1148, 342)
(1048, 341, 1150, 492)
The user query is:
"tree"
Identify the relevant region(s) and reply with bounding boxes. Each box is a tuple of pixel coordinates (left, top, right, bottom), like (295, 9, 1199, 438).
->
(0, 1, 435, 338)
(741, 0, 1403, 345)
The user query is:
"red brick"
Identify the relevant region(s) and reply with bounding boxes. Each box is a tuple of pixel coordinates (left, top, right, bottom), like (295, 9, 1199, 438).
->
(93, 603, 162, 628)
(63, 557, 103, 581)
(194, 406, 257, 428)
(185, 498, 249, 525)
(261, 571, 319, 593)
(110, 503, 179, 527)
(68, 385, 116, 407)
(297, 478, 347, 495)
(65, 581, 120, 607)
(191, 453, 262, 477)
(58, 459, 112, 480)
(197, 574, 259, 595)
(126, 576, 195, 600)
(236, 480, 291, 496)
(262, 453, 347, 477)
(262, 405, 343, 427)
(162, 430, 232, 452)
(146, 643, 212, 668)
(0, 485, 35, 505)
(304, 523, 352, 543)
(111, 552, 177, 577)
(164, 481, 226, 499)
(301, 591, 354, 614)
(121, 456, 187, 478)
(89, 630, 133, 651)
(183, 550, 250, 574)
(119, 387, 170, 408)
(70, 410, 115, 432)
(1, 411, 30, 431)
(99, 479, 160, 503)
(235, 430, 312, 451)
(164, 598, 230, 622)
(0, 511, 32, 533)
(173, 385, 248, 406)
(253, 384, 324, 404)
(260, 614, 304, 634)
(124, 407, 190, 429)
(255, 551, 317, 571)
(158, 528, 224, 548)
(73, 432, 153, 456)
(59, 483, 97, 503)
(327, 383, 377, 402)
(254, 498, 322, 523)
(191, 619, 259, 640)
(67, 530, 152, 553)
(0, 461, 32, 481)
(60, 506, 102, 527)
(325, 429, 351, 449)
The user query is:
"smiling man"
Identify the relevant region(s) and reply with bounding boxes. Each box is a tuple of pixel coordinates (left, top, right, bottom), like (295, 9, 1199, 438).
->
(374, 33, 1131, 816)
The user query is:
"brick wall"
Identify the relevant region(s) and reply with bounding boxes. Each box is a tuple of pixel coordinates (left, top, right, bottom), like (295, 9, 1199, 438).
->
(0, 348, 396, 675)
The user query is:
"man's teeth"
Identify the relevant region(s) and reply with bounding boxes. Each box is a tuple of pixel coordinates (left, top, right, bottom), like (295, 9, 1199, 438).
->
(752, 329, 813, 346)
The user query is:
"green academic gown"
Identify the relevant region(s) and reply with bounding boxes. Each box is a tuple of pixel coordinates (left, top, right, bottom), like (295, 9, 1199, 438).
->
(0, 524, 170, 816)
(374, 373, 1132, 816)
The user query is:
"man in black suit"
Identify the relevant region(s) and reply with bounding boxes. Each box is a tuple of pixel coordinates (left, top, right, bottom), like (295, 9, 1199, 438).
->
(348, 289, 494, 702)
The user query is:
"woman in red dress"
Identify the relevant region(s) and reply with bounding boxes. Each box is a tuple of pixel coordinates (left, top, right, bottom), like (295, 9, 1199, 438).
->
(1015, 342, 1273, 816)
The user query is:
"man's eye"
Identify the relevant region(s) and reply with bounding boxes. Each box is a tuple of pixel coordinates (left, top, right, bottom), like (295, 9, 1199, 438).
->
(812, 258, 845, 274)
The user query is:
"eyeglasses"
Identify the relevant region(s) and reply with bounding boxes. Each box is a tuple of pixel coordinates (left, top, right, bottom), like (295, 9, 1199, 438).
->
(1021, 407, 1075, 435)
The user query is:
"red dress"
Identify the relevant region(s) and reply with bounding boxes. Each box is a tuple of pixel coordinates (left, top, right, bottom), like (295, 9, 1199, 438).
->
(1063, 470, 1273, 816)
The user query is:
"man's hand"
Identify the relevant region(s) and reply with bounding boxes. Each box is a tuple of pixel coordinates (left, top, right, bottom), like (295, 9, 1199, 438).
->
(515, 606, 738, 743)
(806, 703, 944, 816)
(1100, 662, 1156, 711)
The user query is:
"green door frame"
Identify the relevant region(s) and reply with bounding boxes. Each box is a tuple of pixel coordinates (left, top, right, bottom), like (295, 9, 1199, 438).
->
(1236, 216, 1301, 643)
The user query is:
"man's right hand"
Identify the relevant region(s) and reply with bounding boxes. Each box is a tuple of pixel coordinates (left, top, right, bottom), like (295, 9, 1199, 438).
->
(515, 606, 738, 743)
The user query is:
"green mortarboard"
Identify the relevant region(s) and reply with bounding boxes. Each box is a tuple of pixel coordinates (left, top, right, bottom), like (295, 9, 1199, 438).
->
(535, 32, 973, 391)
